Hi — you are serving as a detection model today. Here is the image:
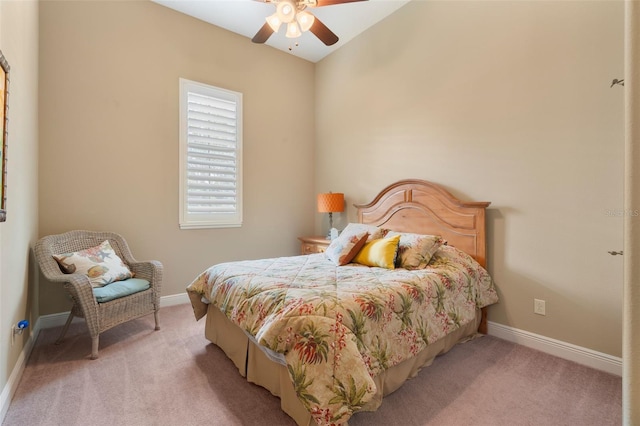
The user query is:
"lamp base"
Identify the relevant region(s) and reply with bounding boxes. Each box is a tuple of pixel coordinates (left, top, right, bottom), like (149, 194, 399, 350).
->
(327, 227, 339, 240)
(326, 212, 334, 239)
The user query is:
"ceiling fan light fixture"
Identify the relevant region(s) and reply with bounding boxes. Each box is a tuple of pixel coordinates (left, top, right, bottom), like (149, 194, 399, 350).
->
(251, 0, 345, 46)
(296, 11, 315, 32)
(276, 0, 297, 24)
(285, 21, 302, 38)
(266, 13, 282, 32)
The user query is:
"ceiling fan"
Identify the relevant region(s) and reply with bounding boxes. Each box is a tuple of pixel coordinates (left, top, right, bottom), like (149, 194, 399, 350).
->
(252, 0, 367, 46)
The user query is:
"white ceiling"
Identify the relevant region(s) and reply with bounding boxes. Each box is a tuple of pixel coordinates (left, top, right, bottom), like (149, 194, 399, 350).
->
(152, 0, 410, 63)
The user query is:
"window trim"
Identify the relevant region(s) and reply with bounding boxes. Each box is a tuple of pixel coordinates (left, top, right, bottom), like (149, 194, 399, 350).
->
(179, 78, 243, 229)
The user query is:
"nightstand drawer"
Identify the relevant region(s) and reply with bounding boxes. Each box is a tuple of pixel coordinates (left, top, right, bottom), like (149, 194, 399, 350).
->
(302, 242, 325, 254)
(298, 236, 331, 255)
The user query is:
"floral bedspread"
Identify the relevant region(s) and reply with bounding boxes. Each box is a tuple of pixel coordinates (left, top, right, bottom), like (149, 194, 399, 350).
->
(186, 245, 498, 425)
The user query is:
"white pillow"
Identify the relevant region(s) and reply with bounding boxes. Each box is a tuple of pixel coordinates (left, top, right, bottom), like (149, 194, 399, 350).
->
(340, 223, 388, 241)
(53, 240, 134, 288)
(325, 228, 369, 266)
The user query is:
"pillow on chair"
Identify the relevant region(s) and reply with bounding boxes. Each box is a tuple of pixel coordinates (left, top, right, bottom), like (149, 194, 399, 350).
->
(53, 240, 134, 288)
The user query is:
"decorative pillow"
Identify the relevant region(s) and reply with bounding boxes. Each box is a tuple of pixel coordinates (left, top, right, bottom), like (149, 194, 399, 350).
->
(325, 229, 369, 266)
(53, 240, 134, 288)
(352, 234, 401, 269)
(387, 231, 444, 269)
(340, 223, 389, 242)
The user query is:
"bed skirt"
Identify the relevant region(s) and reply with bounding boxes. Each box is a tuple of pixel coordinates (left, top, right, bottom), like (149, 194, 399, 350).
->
(204, 304, 482, 426)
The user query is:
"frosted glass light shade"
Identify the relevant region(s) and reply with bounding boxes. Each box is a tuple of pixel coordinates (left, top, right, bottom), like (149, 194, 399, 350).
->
(276, 1, 296, 23)
(266, 14, 282, 32)
(296, 11, 315, 32)
(286, 22, 302, 38)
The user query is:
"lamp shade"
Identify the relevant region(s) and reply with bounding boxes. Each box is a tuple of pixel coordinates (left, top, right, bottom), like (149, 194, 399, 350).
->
(317, 193, 344, 213)
(266, 14, 282, 32)
(296, 11, 315, 32)
(276, 0, 297, 23)
(285, 21, 302, 38)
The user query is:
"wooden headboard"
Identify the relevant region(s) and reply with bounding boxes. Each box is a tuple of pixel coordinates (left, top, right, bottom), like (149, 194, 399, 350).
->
(355, 179, 491, 268)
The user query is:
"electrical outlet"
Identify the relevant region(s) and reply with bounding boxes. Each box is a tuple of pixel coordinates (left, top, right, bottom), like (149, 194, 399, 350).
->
(534, 299, 546, 316)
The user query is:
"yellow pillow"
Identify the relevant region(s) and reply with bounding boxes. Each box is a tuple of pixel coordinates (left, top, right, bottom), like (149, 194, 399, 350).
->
(352, 235, 401, 269)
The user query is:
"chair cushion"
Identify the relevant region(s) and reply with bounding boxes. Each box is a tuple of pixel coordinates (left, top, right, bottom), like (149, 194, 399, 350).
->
(92, 278, 150, 303)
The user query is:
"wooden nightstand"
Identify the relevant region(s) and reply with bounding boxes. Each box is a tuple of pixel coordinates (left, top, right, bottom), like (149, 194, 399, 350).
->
(298, 236, 331, 255)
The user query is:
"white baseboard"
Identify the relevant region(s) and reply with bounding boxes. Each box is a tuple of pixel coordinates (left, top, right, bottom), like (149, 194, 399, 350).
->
(487, 321, 622, 376)
(37, 311, 82, 330)
(0, 319, 40, 424)
(160, 292, 190, 307)
(0, 292, 190, 424)
(36, 292, 191, 329)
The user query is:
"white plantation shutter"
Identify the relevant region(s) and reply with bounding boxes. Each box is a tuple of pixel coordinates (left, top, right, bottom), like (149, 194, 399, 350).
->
(179, 79, 242, 229)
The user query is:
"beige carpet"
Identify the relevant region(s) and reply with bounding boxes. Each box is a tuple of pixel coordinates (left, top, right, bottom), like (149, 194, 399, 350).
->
(3, 304, 621, 426)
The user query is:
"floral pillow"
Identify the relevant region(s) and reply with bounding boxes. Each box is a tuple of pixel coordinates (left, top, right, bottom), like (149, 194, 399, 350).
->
(352, 234, 401, 269)
(387, 231, 444, 270)
(325, 228, 369, 266)
(340, 223, 389, 242)
(53, 240, 134, 288)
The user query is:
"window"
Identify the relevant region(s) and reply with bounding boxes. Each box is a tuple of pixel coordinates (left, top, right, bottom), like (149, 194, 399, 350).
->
(179, 78, 242, 229)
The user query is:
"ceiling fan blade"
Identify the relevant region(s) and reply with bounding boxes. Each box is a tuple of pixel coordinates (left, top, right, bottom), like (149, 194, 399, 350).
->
(309, 17, 339, 46)
(315, 0, 367, 6)
(252, 22, 274, 44)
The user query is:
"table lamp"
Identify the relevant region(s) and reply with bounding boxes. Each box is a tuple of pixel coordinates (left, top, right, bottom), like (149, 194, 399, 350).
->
(317, 192, 344, 239)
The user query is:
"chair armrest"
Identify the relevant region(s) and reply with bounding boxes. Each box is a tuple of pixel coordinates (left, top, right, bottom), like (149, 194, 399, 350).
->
(51, 273, 98, 309)
(129, 260, 163, 293)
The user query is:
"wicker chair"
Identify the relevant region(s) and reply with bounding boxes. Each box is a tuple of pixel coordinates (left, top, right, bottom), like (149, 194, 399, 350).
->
(35, 230, 163, 359)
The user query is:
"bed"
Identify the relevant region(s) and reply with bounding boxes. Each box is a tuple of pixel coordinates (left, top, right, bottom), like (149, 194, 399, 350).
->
(186, 179, 498, 426)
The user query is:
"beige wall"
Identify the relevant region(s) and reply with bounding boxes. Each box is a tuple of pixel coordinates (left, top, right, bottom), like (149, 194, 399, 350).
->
(38, 0, 316, 314)
(0, 0, 39, 413)
(316, 1, 624, 357)
(0, 0, 632, 418)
